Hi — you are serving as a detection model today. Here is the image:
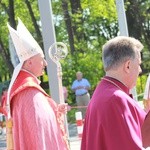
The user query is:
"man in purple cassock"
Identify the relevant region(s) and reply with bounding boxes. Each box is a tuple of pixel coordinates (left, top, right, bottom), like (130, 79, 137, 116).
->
(81, 36, 149, 150)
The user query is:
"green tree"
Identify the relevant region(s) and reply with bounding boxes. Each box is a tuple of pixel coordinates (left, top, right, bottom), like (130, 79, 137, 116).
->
(0, 0, 149, 102)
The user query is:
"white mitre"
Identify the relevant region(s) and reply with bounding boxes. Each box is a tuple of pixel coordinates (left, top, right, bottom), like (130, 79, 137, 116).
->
(7, 18, 44, 119)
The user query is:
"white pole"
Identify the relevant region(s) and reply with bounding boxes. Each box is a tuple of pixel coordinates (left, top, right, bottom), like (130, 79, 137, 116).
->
(75, 112, 83, 138)
(37, 0, 60, 103)
(116, 0, 138, 101)
(116, 0, 128, 36)
(38, 1, 70, 147)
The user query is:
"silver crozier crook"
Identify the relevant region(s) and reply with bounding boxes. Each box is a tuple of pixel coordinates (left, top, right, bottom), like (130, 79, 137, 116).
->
(48, 42, 68, 104)
(48, 42, 70, 147)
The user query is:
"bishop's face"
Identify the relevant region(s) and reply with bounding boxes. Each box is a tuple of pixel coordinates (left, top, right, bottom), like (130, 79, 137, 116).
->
(29, 53, 47, 77)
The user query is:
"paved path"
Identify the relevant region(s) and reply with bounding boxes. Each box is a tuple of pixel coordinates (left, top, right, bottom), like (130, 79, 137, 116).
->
(70, 138, 81, 150)
(0, 135, 81, 150)
(68, 124, 81, 150)
(0, 134, 6, 150)
(0, 124, 81, 150)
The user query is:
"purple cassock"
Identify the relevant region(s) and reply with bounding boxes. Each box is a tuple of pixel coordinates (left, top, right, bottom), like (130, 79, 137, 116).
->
(81, 76, 146, 150)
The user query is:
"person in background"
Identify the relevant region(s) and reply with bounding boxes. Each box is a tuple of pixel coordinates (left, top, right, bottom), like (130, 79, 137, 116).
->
(143, 73, 150, 112)
(0, 88, 7, 133)
(81, 36, 149, 150)
(0, 88, 7, 116)
(71, 71, 90, 118)
(7, 18, 69, 150)
(63, 86, 68, 103)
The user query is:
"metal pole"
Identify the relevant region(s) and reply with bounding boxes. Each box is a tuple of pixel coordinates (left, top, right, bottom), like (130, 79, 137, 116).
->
(116, 0, 128, 36)
(37, 0, 60, 103)
(116, 0, 138, 101)
(37, 1, 70, 146)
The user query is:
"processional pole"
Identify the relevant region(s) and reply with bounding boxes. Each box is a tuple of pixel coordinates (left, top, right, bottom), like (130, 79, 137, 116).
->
(116, 0, 138, 101)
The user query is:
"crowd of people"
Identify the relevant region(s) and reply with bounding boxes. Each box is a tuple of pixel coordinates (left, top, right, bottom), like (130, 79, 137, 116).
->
(0, 19, 149, 150)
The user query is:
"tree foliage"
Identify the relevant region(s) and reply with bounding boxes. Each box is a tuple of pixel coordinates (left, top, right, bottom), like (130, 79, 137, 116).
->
(0, 0, 149, 102)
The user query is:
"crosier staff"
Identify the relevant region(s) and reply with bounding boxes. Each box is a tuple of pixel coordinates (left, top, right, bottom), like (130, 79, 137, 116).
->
(48, 42, 70, 147)
(49, 42, 68, 103)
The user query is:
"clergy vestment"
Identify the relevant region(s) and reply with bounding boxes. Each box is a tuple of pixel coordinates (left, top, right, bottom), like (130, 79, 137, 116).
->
(10, 70, 69, 150)
(142, 74, 150, 148)
(81, 76, 146, 150)
(142, 110, 150, 148)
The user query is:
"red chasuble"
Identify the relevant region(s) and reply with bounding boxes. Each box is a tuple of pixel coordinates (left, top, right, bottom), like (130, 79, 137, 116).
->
(9, 70, 69, 150)
(81, 76, 146, 150)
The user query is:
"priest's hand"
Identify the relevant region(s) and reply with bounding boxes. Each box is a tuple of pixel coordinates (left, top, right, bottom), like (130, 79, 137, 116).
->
(58, 103, 70, 114)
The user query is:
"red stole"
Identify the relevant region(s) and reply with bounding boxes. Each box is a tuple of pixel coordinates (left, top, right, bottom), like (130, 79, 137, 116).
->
(10, 71, 49, 102)
(9, 70, 58, 115)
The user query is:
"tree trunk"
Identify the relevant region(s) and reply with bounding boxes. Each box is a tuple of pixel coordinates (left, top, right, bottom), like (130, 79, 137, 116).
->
(0, 39, 14, 74)
(8, 0, 16, 29)
(24, 0, 43, 48)
(126, 0, 142, 39)
(61, 0, 75, 54)
(69, 0, 84, 42)
(0, 0, 16, 75)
